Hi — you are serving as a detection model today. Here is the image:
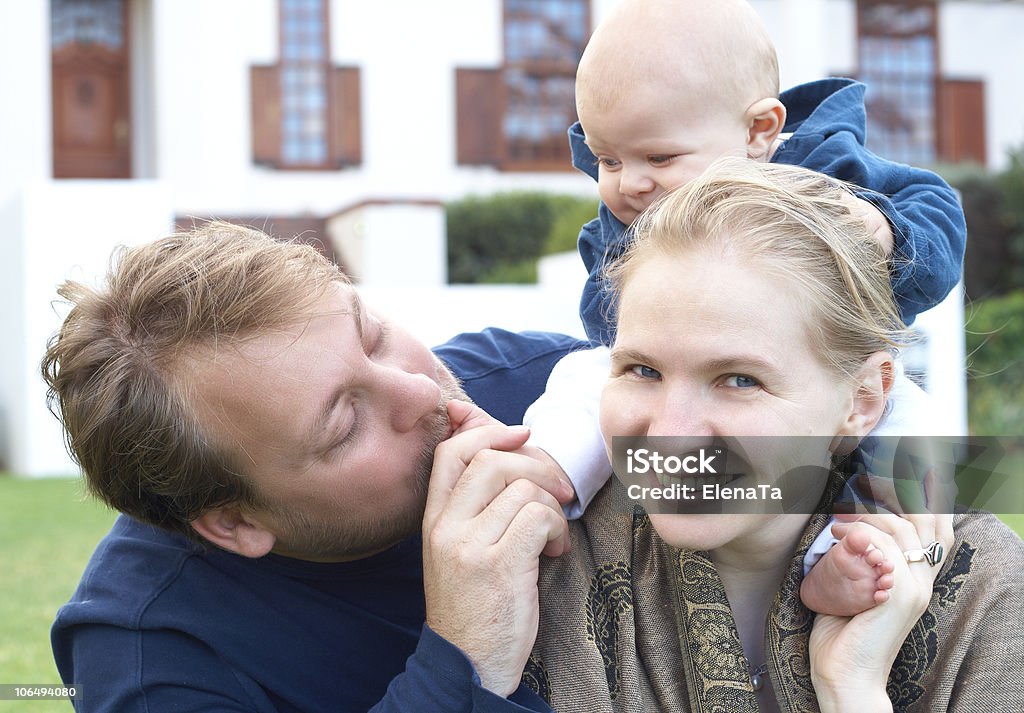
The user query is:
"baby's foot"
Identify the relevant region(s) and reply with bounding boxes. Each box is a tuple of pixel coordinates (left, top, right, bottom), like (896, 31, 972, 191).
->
(800, 526, 895, 617)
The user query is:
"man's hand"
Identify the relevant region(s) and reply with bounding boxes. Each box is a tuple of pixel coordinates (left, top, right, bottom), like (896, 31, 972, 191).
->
(842, 192, 895, 256)
(422, 400, 570, 696)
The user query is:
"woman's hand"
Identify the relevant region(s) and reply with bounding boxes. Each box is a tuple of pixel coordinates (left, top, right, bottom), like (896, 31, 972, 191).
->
(809, 513, 949, 713)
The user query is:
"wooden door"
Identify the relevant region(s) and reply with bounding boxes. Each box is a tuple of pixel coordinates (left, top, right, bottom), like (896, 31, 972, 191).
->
(51, 0, 131, 178)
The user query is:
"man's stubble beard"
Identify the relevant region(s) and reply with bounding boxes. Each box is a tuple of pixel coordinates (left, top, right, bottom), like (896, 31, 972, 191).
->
(270, 373, 471, 562)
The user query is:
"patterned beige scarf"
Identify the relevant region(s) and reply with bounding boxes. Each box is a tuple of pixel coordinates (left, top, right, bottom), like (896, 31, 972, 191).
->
(527, 471, 1012, 712)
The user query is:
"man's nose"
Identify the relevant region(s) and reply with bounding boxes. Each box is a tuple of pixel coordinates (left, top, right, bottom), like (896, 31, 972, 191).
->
(619, 166, 655, 197)
(386, 370, 443, 433)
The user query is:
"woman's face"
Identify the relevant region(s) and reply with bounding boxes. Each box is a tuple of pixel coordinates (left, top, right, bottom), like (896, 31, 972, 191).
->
(600, 248, 865, 551)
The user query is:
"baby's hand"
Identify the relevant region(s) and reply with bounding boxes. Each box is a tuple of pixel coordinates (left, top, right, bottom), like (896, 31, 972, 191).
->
(517, 443, 578, 507)
(842, 192, 895, 256)
(801, 525, 895, 617)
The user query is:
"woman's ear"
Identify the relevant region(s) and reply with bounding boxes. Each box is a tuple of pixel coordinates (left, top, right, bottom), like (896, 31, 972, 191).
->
(744, 97, 786, 160)
(834, 352, 895, 453)
(191, 507, 277, 558)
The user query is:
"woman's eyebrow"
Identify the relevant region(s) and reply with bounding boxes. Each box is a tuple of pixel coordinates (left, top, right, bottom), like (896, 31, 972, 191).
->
(609, 346, 657, 366)
(702, 355, 781, 374)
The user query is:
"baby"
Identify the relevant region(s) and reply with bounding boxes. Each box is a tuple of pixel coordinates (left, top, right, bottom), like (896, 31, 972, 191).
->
(526, 0, 964, 618)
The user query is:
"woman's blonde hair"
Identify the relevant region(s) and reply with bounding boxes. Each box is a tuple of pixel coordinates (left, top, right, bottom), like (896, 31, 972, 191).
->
(605, 158, 910, 379)
(41, 221, 348, 540)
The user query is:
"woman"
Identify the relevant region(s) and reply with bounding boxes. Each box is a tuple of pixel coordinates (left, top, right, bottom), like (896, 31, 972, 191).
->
(525, 159, 1024, 712)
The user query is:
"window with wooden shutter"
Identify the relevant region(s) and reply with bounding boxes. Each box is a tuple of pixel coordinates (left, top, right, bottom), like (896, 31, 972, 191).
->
(856, 0, 939, 165)
(250, 0, 361, 170)
(456, 68, 502, 165)
(251, 65, 282, 166)
(51, 0, 132, 178)
(455, 0, 589, 171)
(938, 79, 986, 165)
(328, 66, 362, 167)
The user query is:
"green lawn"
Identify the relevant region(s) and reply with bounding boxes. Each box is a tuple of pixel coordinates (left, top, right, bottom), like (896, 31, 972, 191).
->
(0, 477, 116, 713)
(0, 475, 1021, 712)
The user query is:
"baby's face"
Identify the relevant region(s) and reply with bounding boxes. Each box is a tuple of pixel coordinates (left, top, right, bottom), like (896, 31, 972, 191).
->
(580, 89, 754, 225)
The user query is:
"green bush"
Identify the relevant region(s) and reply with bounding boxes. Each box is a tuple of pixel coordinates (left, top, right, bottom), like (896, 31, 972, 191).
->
(545, 196, 600, 255)
(965, 289, 1024, 436)
(947, 142, 1024, 299)
(479, 258, 538, 284)
(954, 169, 1016, 300)
(998, 145, 1024, 288)
(446, 192, 598, 284)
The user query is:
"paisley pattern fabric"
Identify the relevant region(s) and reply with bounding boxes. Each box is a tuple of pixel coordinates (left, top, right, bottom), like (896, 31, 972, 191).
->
(528, 472, 1024, 712)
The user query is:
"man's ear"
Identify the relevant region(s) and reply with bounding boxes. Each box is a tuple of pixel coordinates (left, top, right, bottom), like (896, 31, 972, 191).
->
(832, 351, 895, 455)
(744, 97, 786, 160)
(191, 507, 277, 559)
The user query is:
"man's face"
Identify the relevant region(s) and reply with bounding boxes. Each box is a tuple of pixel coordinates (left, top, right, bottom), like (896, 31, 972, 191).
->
(187, 283, 465, 561)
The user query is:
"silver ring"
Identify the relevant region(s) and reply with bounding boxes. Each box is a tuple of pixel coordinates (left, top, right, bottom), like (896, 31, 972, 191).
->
(904, 540, 944, 567)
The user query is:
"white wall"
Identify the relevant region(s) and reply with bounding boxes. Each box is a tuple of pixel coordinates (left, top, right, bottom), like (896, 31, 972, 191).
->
(0, 182, 173, 476)
(146, 0, 592, 220)
(0, 1, 50, 205)
(4, 0, 1020, 474)
(905, 284, 969, 436)
(941, 1, 1024, 168)
(328, 203, 447, 286)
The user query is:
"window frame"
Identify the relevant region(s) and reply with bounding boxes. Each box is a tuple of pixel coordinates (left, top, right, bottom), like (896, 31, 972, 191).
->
(855, 0, 941, 166)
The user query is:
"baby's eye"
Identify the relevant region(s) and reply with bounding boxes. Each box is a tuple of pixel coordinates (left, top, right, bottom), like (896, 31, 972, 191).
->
(629, 364, 662, 380)
(723, 374, 761, 389)
(598, 157, 622, 170)
(648, 155, 677, 166)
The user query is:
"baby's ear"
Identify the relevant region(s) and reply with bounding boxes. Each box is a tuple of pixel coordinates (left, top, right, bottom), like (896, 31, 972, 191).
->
(745, 98, 786, 160)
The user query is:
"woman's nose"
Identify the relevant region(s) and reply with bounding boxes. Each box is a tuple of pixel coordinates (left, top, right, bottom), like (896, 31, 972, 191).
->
(387, 370, 443, 433)
(646, 395, 715, 439)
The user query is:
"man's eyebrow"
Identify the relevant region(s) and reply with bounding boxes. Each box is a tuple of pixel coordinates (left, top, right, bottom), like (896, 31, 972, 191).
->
(307, 293, 362, 452)
(350, 292, 364, 343)
(309, 386, 343, 454)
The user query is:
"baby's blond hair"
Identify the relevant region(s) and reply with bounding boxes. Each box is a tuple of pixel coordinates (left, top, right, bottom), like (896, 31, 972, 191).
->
(577, 0, 779, 119)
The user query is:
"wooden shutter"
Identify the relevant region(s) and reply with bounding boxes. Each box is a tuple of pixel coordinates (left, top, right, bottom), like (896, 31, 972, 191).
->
(938, 79, 986, 165)
(251, 65, 282, 167)
(455, 68, 501, 165)
(51, 0, 132, 179)
(329, 66, 362, 167)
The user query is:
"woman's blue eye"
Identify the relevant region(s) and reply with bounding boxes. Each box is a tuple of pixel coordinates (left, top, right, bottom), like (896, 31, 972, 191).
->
(725, 374, 760, 388)
(630, 364, 661, 380)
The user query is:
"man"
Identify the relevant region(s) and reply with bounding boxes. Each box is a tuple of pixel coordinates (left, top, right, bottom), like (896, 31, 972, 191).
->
(44, 222, 579, 712)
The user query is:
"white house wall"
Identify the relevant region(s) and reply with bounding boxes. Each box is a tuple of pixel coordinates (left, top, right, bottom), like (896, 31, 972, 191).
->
(941, 1, 1024, 168)
(2, 181, 173, 476)
(148, 0, 593, 219)
(757, 0, 1024, 170)
(3, 0, 1020, 474)
(0, 2, 51, 201)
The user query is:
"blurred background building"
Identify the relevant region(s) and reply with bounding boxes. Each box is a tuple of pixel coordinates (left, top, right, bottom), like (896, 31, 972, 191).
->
(2, 0, 1022, 475)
